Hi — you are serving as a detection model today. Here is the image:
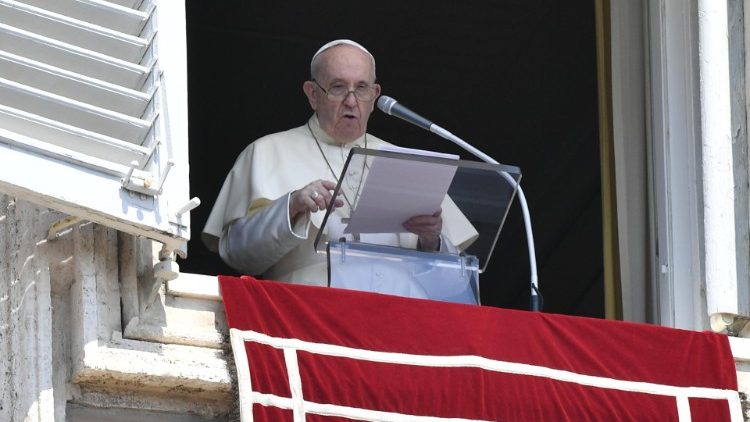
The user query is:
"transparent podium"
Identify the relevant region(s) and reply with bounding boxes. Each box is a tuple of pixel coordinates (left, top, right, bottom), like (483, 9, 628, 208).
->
(313, 148, 520, 305)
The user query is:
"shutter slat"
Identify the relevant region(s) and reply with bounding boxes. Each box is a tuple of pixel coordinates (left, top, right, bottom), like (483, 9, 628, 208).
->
(0, 77, 152, 144)
(0, 104, 150, 166)
(0, 51, 151, 117)
(0, 0, 148, 62)
(0, 127, 148, 176)
(105, 0, 142, 9)
(18, 0, 149, 35)
(0, 23, 149, 88)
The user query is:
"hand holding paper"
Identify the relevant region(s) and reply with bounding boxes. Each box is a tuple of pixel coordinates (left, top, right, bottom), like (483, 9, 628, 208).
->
(343, 146, 458, 234)
(403, 209, 443, 251)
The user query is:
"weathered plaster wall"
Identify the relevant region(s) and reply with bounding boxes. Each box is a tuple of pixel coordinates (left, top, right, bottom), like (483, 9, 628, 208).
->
(0, 195, 231, 421)
(0, 194, 62, 421)
(730, 0, 750, 316)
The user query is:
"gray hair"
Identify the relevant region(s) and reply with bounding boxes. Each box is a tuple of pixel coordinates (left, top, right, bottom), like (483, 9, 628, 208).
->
(310, 39, 376, 81)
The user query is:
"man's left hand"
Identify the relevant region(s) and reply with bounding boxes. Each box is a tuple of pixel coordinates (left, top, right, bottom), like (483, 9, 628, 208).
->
(403, 209, 442, 251)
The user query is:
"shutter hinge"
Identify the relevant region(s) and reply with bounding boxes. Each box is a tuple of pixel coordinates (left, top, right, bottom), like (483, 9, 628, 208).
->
(121, 160, 174, 196)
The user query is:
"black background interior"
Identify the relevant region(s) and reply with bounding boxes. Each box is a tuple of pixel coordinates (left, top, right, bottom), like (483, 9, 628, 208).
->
(181, 1, 603, 316)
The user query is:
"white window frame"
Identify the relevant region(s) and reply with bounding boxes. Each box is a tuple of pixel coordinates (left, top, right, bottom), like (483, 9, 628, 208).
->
(610, 0, 706, 329)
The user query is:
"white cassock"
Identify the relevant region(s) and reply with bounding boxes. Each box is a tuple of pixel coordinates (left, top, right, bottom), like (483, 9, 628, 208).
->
(202, 115, 478, 296)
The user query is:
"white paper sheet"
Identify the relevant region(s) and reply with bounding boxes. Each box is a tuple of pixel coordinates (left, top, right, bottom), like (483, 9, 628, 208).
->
(344, 146, 458, 234)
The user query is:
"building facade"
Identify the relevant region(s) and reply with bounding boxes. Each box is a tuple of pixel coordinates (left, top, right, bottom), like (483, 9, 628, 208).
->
(4, 0, 750, 420)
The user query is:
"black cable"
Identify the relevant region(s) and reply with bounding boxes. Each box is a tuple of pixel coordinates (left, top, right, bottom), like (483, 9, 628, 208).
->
(531, 283, 544, 312)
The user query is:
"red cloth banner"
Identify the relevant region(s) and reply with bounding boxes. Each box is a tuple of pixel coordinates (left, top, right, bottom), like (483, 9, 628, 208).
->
(219, 275, 741, 422)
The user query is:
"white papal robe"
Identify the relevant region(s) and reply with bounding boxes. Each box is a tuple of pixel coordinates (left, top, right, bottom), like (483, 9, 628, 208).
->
(202, 115, 477, 289)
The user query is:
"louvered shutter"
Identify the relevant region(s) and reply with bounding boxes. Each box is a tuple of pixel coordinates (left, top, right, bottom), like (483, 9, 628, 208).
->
(0, 0, 192, 253)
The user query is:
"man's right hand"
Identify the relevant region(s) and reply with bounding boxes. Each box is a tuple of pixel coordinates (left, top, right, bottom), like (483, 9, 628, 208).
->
(289, 179, 343, 222)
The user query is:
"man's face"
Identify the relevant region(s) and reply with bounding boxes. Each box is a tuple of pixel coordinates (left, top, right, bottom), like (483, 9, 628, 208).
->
(303, 45, 381, 144)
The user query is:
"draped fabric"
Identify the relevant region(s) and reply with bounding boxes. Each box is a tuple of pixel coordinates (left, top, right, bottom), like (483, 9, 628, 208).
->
(219, 275, 741, 422)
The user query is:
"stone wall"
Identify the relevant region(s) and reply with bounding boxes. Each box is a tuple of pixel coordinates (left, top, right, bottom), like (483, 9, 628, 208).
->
(1, 194, 62, 421)
(0, 195, 231, 421)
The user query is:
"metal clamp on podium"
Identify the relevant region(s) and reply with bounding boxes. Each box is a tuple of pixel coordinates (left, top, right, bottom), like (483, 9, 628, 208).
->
(313, 147, 521, 305)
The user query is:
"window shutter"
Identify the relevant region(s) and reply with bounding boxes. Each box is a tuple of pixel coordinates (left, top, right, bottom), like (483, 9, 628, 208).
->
(0, 0, 193, 253)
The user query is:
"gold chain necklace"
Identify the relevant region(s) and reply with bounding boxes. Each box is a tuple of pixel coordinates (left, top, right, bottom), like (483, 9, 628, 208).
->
(307, 122, 367, 211)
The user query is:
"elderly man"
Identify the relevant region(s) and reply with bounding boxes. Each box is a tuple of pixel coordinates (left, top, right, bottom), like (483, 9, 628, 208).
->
(203, 40, 475, 288)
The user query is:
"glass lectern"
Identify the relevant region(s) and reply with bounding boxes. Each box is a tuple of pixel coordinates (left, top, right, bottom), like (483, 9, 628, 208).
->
(313, 148, 520, 305)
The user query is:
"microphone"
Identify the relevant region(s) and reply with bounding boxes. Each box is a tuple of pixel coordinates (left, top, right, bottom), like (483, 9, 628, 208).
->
(376, 95, 434, 131)
(377, 95, 477, 160)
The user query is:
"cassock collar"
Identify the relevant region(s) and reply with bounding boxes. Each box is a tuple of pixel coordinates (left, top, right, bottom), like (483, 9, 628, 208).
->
(308, 114, 367, 148)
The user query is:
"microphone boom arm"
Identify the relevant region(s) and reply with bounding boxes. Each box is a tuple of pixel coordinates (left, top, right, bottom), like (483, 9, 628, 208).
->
(430, 123, 541, 312)
(376, 95, 540, 311)
(429, 124, 540, 312)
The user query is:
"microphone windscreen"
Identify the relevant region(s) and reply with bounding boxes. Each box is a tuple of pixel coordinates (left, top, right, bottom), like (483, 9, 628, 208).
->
(377, 96, 397, 114)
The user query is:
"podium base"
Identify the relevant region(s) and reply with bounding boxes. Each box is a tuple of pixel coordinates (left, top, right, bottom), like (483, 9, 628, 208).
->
(326, 240, 480, 305)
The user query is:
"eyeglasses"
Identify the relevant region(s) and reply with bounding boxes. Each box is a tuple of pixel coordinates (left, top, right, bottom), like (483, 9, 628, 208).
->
(312, 79, 377, 101)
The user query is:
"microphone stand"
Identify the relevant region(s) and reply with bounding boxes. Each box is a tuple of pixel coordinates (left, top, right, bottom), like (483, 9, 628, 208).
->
(429, 125, 541, 312)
